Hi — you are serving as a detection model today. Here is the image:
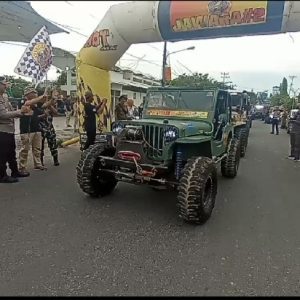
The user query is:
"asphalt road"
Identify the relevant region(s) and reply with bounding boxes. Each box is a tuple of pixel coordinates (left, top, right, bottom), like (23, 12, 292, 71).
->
(1, 120, 300, 296)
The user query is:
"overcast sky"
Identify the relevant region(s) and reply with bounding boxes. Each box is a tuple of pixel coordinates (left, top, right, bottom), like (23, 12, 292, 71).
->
(1, 1, 300, 94)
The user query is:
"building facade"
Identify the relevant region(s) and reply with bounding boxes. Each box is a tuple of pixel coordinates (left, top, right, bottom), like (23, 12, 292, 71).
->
(60, 67, 160, 108)
(272, 86, 280, 96)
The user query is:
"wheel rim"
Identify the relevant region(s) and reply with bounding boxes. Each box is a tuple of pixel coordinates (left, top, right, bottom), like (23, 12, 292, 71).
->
(96, 170, 108, 184)
(92, 160, 114, 187)
(203, 176, 213, 209)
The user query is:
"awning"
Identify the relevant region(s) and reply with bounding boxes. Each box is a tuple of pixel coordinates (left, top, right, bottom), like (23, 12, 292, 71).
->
(0, 1, 67, 43)
(52, 47, 76, 70)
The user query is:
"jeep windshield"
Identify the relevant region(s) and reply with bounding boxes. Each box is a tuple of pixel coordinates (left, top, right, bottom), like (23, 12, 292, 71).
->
(230, 93, 242, 107)
(144, 90, 215, 112)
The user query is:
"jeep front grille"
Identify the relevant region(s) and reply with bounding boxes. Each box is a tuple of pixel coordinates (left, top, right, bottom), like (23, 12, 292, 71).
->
(142, 125, 164, 158)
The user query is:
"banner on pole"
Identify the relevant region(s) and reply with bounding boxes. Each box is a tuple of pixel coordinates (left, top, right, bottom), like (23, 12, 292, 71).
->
(14, 26, 53, 85)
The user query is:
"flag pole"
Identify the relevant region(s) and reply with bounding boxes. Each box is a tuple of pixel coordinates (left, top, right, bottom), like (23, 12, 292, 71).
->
(45, 71, 49, 94)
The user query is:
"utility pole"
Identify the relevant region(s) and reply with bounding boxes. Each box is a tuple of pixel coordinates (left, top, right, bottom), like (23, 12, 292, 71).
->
(161, 41, 167, 87)
(289, 75, 297, 96)
(221, 72, 230, 89)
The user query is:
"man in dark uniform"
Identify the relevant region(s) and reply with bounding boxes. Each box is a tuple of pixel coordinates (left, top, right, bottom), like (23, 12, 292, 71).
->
(0, 77, 31, 183)
(83, 91, 107, 150)
(270, 106, 280, 135)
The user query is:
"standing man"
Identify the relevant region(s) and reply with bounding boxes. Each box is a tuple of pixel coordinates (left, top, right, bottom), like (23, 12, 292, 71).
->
(290, 110, 300, 162)
(73, 98, 79, 133)
(270, 106, 280, 135)
(138, 103, 143, 119)
(64, 95, 73, 127)
(127, 99, 139, 119)
(0, 77, 30, 183)
(281, 109, 288, 129)
(19, 87, 46, 172)
(83, 91, 107, 150)
(288, 106, 300, 161)
(115, 95, 131, 121)
(38, 90, 60, 167)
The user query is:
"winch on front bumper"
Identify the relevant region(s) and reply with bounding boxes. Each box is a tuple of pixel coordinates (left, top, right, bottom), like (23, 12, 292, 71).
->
(97, 155, 176, 187)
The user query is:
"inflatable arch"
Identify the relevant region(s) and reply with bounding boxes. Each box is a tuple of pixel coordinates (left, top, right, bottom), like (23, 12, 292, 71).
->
(76, 0, 300, 134)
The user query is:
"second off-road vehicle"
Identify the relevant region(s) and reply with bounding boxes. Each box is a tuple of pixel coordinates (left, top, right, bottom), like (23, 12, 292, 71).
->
(230, 91, 252, 157)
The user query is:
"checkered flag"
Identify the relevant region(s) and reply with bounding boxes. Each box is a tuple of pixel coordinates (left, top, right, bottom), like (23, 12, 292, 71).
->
(14, 26, 53, 84)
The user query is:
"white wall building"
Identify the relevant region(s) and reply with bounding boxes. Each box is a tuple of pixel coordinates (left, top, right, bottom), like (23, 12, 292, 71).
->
(272, 86, 280, 95)
(60, 67, 160, 108)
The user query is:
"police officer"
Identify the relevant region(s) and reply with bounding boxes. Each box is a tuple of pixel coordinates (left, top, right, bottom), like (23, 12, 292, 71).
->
(270, 106, 280, 135)
(0, 77, 31, 183)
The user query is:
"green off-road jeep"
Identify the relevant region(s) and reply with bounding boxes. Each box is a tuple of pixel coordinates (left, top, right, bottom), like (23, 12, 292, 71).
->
(77, 87, 242, 225)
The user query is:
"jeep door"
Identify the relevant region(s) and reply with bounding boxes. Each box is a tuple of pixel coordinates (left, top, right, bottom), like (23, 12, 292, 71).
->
(212, 91, 231, 156)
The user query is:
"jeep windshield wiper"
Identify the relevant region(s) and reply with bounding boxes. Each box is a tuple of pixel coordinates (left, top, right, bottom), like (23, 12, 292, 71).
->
(178, 91, 189, 109)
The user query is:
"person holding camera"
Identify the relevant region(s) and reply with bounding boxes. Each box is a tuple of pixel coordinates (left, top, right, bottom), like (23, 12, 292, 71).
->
(0, 77, 31, 183)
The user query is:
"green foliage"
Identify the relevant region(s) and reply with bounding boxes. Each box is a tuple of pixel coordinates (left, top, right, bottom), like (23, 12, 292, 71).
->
(280, 77, 288, 96)
(5, 75, 31, 98)
(55, 71, 67, 86)
(270, 94, 295, 110)
(170, 73, 232, 90)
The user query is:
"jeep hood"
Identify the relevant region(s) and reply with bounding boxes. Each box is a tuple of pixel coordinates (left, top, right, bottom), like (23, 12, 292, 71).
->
(126, 118, 213, 135)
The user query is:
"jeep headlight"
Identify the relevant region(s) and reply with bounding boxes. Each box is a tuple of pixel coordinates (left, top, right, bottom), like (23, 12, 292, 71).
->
(164, 126, 179, 142)
(112, 122, 125, 135)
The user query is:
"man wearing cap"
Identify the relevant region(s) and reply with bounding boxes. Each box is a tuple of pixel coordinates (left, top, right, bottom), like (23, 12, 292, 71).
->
(83, 91, 107, 150)
(18, 87, 47, 172)
(0, 77, 31, 183)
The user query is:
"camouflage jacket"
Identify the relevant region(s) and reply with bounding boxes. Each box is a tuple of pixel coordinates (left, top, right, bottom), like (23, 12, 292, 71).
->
(115, 103, 130, 121)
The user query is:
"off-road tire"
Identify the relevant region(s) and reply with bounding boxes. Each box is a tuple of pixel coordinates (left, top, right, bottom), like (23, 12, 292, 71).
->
(239, 128, 248, 157)
(177, 157, 218, 225)
(77, 143, 117, 197)
(151, 186, 166, 191)
(221, 138, 241, 178)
